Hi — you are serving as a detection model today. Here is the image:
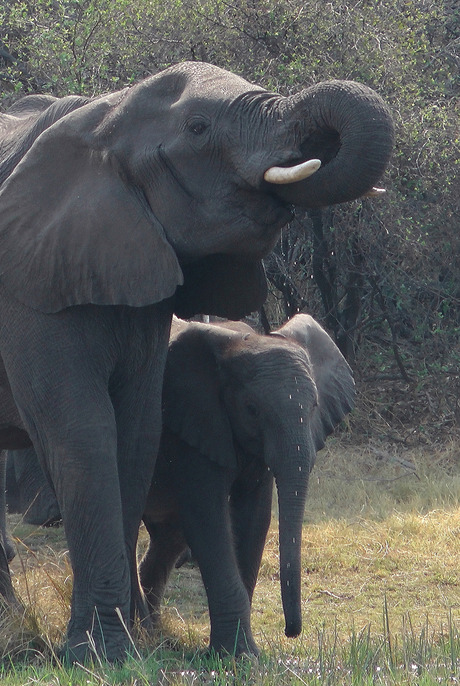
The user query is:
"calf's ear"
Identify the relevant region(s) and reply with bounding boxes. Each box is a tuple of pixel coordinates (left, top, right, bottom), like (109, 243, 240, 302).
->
(278, 313, 355, 450)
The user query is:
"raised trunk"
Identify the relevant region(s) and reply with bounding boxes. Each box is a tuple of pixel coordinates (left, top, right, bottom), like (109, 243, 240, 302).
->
(269, 80, 394, 208)
(269, 436, 314, 638)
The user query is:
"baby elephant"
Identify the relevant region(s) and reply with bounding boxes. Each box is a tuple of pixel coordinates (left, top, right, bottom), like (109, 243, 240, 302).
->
(5, 314, 354, 655)
(140, 314, 355, 656)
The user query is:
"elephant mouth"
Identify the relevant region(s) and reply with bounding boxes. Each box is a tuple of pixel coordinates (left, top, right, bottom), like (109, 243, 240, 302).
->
(250, 200, 293, 231)
(239, 188, 294, 229)
(232, 191, 293, 256)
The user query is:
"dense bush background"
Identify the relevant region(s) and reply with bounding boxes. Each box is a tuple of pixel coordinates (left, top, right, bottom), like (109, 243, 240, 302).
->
(1, 0, 459, 441)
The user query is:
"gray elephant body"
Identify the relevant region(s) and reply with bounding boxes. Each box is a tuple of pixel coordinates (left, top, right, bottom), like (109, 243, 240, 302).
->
(0, 62, 392, 661)
(7, 314, 354, 655)
(139, 314, 355, 655)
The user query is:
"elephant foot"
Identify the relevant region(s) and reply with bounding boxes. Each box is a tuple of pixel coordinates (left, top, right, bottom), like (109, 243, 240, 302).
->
(209, 629, 260, 658)
(59, 628, 132, 665)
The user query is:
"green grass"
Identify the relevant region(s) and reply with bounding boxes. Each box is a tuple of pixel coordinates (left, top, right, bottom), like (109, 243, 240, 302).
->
(1, 440, 459, 684)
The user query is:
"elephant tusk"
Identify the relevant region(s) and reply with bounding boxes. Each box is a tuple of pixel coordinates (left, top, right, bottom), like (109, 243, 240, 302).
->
(264, 159, 321, 185)
(363, 186, 386, 197)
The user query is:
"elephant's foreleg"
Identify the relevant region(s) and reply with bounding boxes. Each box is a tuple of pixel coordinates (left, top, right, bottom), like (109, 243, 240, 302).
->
(0, 295, 134, 663)
(230, 469, 274, 602)
(173, 448, 258, 656)
(110, 303, 171, 627)
(16, 388, 128, 662)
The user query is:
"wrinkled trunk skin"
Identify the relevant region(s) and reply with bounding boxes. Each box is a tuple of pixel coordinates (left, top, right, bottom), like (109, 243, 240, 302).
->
(272, 80, 394, 208)
(269, 433, 315, 638)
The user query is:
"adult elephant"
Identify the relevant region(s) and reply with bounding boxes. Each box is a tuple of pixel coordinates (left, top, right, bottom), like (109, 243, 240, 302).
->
(139, 314, 355, 656)
(0, 61, 393, 661)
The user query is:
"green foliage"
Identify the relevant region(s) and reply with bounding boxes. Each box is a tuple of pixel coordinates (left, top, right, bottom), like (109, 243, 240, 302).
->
(0, 0, 459, 435)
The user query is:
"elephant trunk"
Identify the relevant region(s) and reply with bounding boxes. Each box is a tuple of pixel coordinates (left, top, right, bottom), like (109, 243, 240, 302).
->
(269, 435, 313, 638)
(268, 80, 394, 208)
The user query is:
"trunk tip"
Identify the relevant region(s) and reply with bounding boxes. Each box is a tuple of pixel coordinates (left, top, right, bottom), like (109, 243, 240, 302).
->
(285, 618, 302, 638)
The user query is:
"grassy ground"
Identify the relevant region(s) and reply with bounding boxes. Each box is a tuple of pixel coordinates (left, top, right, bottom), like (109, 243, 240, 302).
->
(0, 438, 459, 685)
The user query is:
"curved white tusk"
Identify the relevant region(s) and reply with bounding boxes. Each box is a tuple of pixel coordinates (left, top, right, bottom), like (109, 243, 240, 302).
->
(364, 187, 386, 197)
(264, 158, 321, 185)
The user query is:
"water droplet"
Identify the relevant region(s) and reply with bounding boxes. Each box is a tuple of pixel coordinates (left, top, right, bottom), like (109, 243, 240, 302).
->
(298, 465, 302, 471)
(289, 394, 292, 400)
(286, 562, 290, 569)
(295, 491, 298, 497)
(292, 537, 296, 544)
(300, 417, 303, 423)
(286, 580, 290, 586)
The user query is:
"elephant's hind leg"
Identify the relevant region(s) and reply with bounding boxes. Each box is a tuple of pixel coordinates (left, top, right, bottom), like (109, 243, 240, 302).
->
(139, 516, 187, 624)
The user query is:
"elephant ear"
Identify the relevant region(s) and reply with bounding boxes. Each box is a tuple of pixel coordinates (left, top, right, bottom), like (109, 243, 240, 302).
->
(174, 255, 268, 320)
(162, 320, 238, 469)
(0, 96, 182, 313)
(277, 313, 355, 451)
(0, 94, 90, 185)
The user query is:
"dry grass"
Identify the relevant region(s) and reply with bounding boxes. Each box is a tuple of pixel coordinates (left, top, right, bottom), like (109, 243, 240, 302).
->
(0, 438, 459, 683)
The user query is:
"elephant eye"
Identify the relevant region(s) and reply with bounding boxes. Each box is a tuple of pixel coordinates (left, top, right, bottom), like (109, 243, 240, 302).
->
(187, 118, 209, 136)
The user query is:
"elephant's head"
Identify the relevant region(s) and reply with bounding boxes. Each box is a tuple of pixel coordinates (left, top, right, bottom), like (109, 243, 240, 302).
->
(0, 62, 393, 319)
(162, 313, 355, 639)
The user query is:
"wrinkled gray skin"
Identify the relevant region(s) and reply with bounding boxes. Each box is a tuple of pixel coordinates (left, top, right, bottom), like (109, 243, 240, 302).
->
(6, 446, 60, 526)
(140, 314, 355, 656)
(0, 61, 393, 662)
(4, 314, 354, 656)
